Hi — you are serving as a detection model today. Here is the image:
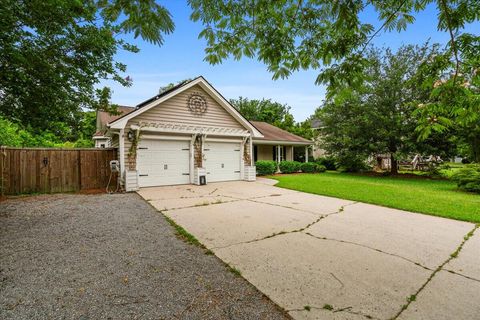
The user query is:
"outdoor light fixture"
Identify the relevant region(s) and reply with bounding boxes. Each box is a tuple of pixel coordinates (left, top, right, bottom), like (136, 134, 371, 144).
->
(127, 130, 134, 141)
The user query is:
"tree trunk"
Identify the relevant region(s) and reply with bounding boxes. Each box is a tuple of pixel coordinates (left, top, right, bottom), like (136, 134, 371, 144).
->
(473, 137, 480, 163)
(390, 154, 398, 174)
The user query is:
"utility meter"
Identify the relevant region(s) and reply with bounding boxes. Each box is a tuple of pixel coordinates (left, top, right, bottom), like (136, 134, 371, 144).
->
(109, 160, 120, 172)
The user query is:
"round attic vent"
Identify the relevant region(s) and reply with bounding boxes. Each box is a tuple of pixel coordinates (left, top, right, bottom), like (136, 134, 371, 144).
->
(187, 92, 207, 115)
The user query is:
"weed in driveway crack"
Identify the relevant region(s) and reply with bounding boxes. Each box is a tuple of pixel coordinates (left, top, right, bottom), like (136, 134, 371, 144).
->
(163, 214, 204, 248)
(227, 265, 242, 277)
(288, 304, 378, 320)
(390, 224, 479, 320)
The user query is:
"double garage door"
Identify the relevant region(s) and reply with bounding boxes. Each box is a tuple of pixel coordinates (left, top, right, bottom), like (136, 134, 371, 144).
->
(137, 139, 241, 187)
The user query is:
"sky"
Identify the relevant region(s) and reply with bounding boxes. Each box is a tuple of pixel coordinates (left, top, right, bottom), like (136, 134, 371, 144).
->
(106, 1, 479, 122)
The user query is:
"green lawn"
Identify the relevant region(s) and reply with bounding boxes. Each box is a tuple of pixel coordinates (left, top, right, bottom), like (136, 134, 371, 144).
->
(270, 172, 480, 223)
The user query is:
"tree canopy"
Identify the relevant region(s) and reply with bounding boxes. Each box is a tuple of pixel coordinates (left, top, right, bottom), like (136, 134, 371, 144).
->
(189, 0, 479, 145)
(0, 0, 174, 139)
(315, 44, 456, 172)
(412, 35, 480, 161)
(230, 97, 313, 139)
(189, 0, 479, 88)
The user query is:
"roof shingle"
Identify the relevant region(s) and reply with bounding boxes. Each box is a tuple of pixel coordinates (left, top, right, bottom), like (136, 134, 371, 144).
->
(97, 106, 135, 127)
(250, 121, 311, 144)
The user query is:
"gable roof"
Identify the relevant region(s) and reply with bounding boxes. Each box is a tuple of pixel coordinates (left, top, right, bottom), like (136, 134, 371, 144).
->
(250, 121, 312, 145)
(97, 106, 135, 127)
(108, 76, 263, 138)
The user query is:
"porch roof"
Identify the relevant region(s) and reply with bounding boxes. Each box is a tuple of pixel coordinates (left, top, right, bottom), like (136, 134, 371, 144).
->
(250, 121, 312, 145)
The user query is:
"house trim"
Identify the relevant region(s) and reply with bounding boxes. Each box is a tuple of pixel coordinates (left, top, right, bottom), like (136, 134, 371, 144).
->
(253, 140, 312, 146)
(108, 77, 263, 138)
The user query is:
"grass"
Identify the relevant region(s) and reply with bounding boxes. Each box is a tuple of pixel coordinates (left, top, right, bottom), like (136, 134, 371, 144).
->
(164, 215, 203, 247)
(322, 304, 334, 311)
(270, 172, 480, 223)
(227, 265, 242, 277)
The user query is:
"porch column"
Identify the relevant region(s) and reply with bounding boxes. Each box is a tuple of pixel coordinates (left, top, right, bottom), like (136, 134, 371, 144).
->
(276, 145, 281, 173)
(249, 137, 254, 166)
(240, 137, 246, 180)
(305, 146, 308, 163)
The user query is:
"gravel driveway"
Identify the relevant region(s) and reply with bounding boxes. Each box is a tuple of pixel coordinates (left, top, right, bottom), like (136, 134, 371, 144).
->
(0, 193, 290, 319)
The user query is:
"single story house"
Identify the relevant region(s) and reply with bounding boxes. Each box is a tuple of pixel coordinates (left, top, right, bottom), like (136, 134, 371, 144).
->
(94, 76, 312, 190)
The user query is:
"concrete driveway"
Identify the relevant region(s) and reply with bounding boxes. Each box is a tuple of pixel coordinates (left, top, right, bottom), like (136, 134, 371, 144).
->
(139, 178, 480, 320)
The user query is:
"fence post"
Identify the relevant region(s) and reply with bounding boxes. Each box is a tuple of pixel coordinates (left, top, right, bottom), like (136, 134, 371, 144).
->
(0, 146, 5, 197)
(78, 150, 82, 191)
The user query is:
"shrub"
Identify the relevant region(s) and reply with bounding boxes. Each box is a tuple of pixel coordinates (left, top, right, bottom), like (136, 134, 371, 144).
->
(300, 162, 317, 173)
(279, 161, 302, 174)
(300, 162, 326, 173)
(255, 160, 277, 175)
(451, 165, 480, 193)
(74, 139, 94, 148)
(336, 155, 370, 172)
(315, 156, 337, 170)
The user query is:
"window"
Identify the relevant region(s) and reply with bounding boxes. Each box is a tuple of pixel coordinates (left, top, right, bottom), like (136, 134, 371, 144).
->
(100, 144, 105, 148)
(253, 145, 258, 162)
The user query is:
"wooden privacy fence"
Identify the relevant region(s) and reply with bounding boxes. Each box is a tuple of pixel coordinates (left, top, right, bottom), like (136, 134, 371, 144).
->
(0, 147, 118, 195)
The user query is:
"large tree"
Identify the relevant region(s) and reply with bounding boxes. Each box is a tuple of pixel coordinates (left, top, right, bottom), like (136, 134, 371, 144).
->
(230, 97, 313, 138)
(315, 44, 455, 173)
(413, 35, 480, 162)
(189, 0, 480, 144)
(230, 97, 292, 125)
(189, 0, 478, 88)
(0, 0, 174, 137)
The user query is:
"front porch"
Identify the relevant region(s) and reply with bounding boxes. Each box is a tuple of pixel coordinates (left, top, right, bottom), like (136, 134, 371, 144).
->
(253, 143, 311, 163)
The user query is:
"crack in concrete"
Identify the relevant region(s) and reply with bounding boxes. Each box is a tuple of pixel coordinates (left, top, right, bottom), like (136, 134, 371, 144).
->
(389, 224, 479, 320)
(156, 198, 242, 212)
(443, 268, 480, 283)
(144, 194, 224, 201)
(211, 202, 360, 250)
(214, 192, 296, 202)
(287, 304, 380, 320)
(304, 232, 432, 271)
(211, 203, 354, 250)
(208, 188, 218, 195)
(330, 272, 345, 289)
(246, 197, 358, 218)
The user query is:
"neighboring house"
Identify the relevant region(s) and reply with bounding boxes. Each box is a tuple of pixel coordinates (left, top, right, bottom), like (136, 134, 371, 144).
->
(94, 76, 312, 190)
(310, 118, 326, 159)
(93, 106, 134, 148)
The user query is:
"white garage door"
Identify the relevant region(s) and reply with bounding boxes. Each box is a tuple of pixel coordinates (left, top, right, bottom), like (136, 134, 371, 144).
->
(136, 139, 190, 187)
(204, 141, 241, 182)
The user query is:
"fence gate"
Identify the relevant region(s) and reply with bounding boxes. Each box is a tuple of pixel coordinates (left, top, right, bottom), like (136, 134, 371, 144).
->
(0, 147, 118, 195)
